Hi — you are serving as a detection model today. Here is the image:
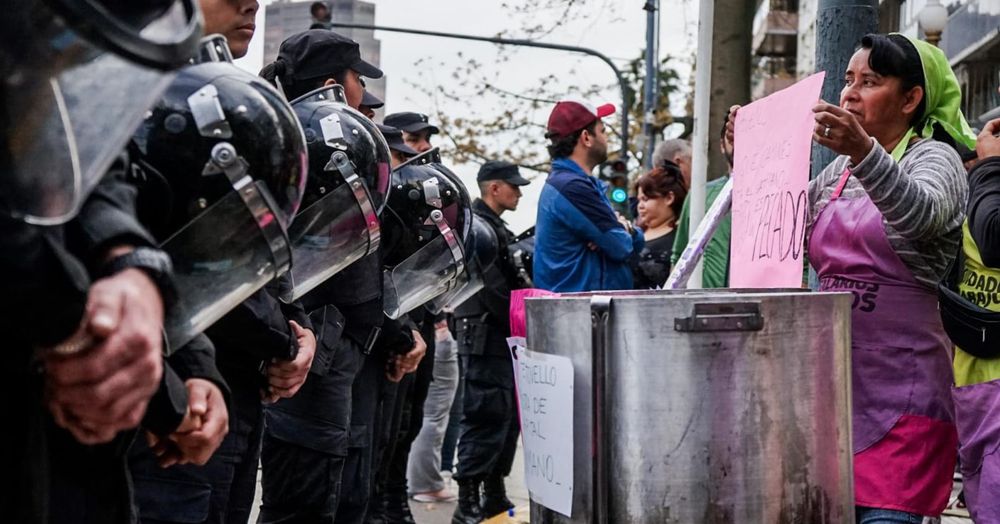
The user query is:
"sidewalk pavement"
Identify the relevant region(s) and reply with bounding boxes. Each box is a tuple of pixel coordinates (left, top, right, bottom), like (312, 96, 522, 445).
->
(409, 445, 529, 524)
(249, 444, 530, 524)
(250, 442, 973, 524)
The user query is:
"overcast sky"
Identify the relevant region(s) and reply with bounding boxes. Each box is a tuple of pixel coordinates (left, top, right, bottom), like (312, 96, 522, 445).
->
(235, 0, 697, 233)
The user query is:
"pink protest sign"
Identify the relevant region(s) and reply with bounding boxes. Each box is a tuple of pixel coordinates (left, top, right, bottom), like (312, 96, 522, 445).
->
(730, 72, 825, 288)
(509, 288, 557, 338)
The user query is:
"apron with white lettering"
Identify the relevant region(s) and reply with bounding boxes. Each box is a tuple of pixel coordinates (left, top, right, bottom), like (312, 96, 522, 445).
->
(809, 174, 957, 515)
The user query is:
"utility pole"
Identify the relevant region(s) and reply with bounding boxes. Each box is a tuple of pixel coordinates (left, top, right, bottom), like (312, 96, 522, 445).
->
(642, 0, 660, 169)
(688, 0, 752, 288)
(811, 0, 878, 178)
(689, 0, 717, 288)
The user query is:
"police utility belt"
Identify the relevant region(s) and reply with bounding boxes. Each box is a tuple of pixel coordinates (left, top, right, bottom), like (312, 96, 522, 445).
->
(938, 247, 1000, 359)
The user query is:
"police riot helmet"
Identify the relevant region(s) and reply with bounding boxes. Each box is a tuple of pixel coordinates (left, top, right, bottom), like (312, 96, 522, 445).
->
(427, 213, 499, 313)
(382, 148, 472, 319)
(129, 39, 308, 351)
(278, 84, 392, 303)
(1, 0, 203, 224)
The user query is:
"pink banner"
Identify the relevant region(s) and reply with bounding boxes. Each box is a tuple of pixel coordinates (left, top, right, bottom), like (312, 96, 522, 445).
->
(509, 288, 557, 339)
(729, 72, 825, 288)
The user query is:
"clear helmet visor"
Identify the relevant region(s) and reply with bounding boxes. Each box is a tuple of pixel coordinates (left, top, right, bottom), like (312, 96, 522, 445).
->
(425, 267, 483, 315)
(427, 214, 497, 313)
(1, 0, 201, 224)
(281, 157, 380, 303)
(160, 146, 292, 353)
(383, 210, 466, 319)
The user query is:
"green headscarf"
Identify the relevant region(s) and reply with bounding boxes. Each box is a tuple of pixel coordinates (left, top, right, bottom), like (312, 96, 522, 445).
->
(889, 34, 977, 161)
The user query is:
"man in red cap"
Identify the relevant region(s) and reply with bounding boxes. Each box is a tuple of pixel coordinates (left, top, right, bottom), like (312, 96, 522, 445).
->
(533, 100, 644, 291)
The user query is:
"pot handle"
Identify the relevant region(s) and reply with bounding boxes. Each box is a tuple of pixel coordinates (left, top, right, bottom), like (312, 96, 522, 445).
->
(674, 301, 764, 332)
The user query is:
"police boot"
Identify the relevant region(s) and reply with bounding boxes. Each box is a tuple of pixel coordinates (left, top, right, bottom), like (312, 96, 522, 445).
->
(480, 475, 514, 517)
(365, 494, 388, 524)
(451, 479, 484, 524)
(382, 488, 416, 524)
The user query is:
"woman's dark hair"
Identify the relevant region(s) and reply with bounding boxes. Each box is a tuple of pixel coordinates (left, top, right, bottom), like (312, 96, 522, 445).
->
(260, 59, 349, 101)
(547, 120, 598, 160)
(859, 33, 927, 126)
(636, 160, 688, 225)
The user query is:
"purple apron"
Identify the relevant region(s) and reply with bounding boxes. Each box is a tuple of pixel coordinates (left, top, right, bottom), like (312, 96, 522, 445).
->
(809, 179, 957, 514)
(954, 378, 1000, 522)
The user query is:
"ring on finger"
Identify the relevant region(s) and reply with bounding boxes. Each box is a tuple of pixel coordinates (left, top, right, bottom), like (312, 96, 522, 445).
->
(823, 125, 832, 138)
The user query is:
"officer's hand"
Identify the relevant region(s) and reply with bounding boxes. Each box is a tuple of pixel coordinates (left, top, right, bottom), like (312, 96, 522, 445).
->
(44, 267, 165, 445)
(976, 118, 1000, 160)
(265, 321, 316, 401)
(156, 379, 229, 467)
(145, 386, 204, 467)
(396, 330, 427, 375)
(385, 357, 405, 383)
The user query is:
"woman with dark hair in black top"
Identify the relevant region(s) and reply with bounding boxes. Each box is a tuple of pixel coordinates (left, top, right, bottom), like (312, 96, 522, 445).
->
(631, 160, 688, 289)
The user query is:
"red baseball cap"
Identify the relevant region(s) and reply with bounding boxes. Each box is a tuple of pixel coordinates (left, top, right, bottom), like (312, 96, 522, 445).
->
(546, 100, 616, 139)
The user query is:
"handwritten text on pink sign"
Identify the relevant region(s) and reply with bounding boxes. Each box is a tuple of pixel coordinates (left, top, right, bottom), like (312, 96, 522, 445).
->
(730, 72, 825, 288)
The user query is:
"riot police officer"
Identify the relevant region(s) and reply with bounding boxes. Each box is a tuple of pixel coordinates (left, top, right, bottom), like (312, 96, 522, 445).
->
(1, 1, 202, 522)
(451, 160, 531, 524)
(384, 111, 439, 154)
(123, 37, 319, 523)
(255, 29, 393, 524)
(369, 146, 472, 523)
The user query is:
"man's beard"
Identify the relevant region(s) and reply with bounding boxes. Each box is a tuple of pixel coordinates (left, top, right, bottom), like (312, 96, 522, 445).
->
(588, 142, 609, 166)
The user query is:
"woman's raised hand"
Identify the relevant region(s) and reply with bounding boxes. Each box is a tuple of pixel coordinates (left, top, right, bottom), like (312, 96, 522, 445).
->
(813, 101, 874, 165)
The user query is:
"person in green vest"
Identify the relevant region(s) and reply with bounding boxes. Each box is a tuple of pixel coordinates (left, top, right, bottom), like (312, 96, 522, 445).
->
(947, 115, 1000, 523)
(670, 118, 733, 288)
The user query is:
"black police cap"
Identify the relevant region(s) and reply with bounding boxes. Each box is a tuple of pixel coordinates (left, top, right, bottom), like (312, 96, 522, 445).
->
(277, 30, 383, 82)
(377, 124, 418, 156)
(384, 112, 440, 135)
(477, 160, 530, 186)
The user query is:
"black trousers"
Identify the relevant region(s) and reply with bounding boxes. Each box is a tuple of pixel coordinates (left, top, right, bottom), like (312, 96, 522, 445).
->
(375, 342, 435, 499)
(258, 337, 366, 524)
(129, 374, 264, 524)
(49, 425, 135, 524)
(453, 351, 520, 482)
(332, 344, 385, 524)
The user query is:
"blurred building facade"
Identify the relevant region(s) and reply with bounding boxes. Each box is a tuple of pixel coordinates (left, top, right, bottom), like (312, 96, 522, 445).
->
(751, 0, 799, 99)
(780, 0, 1000, 125)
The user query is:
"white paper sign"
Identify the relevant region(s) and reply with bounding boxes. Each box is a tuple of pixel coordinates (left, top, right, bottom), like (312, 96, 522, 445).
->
(508, 338, 574, 517)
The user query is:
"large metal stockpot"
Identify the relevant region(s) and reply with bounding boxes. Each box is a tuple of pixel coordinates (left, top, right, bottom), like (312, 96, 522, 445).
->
(525, 290, 853, 524)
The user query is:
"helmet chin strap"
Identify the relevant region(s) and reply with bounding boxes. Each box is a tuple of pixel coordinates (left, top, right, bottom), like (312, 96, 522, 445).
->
(325, 150, 381, 254)
(202, 141, 291, 275)
(426, 209, 465, 286)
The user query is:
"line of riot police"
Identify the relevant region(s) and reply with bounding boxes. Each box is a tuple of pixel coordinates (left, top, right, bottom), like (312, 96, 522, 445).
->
(0, 2, 510, 523)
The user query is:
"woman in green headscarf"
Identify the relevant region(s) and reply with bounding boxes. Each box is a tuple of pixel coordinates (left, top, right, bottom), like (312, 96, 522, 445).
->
(728, 33, 975, 522)
(808, 33, 974, 522)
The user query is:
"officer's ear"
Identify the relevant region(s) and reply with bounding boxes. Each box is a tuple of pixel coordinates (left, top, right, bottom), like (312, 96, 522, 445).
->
(323, 78, 341, 87)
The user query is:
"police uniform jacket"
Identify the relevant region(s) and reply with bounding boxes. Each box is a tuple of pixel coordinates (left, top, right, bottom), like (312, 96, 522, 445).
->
(454, 199, 518, 354)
